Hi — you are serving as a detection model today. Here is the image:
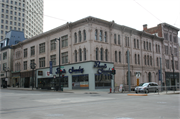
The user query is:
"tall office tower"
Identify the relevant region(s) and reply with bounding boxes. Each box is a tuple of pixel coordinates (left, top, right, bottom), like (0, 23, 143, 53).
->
(0, 0, 44, 41)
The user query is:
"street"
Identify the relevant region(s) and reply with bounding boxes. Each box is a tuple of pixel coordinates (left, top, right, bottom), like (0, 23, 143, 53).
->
(0, 89, 179, 119)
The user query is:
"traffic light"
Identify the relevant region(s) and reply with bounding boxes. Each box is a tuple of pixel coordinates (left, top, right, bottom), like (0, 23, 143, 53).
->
(60, 70, 62, 74)
(111, 68, 116, 75)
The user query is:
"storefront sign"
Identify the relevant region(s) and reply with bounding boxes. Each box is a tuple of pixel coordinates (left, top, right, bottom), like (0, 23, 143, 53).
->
(97, 68, 112, 74)
(69, 66, 84, 73)
(56, 68, 66, 74)
(94, 61, 107, 68)
(47, 72, 50, 76)
(49, 61, 53, 74)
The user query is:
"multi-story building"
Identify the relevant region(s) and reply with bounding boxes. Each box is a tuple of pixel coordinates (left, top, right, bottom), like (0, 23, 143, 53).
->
(11, 16, 167, 91)
(144, 23, 179, 88)
(0, 30, 25, 87)
(0, 0, 43, 41)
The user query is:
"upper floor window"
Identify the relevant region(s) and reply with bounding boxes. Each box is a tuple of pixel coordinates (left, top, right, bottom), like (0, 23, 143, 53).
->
(169, 34, 172, 41)
(79, 49, 82, 61)
(104, 32, 107, 42)
(134, 39, 136, 48)
(105, 49, 108, 61)
(99, 30, 102, 41)
(79, 31, 81, 42)
(118, 35, 120, 45)
(100, 48, 103, 60)
(31, 46, 35, 56)
(137, 40, 139, 49)
(165, 46, 168, 55)
(144, 55, 146, 65)
(24, 61, 27, 70)
(175, 61, 178, 70)
(39, 43, 45, 54)
(164, 33, 168, 40)
(147, 55, 149, 65)
(83, 30, 86, 41)
(16, 51, 20, 58)
(115, 51, 117, 62)
(166, 60, 169, 69)
(24, 48, 27, 58)
(39, 57, 45, 67)
(51, 39, 56, 51)
(3, 52, 7, 60)
(174, 48, 177, 56)
(74, 32, 77, 43)
(135, 54, 137, 64)
(150, 56, 152, 66)
(144, 41, 146, 50)
(50, 55, 56, 66)
(173, 36, 177, 43)
(62, 52, 68, 64)
(146, 42, 148, 50)
(125, 36, 129, 47)
(138, 54, 140, 65)
(149, 43, 151, 51)
(95, 29, 98, 40)
(96, 48, 98, 60)
(62, 35, 68, 48)
(84, 48, 86, 61)
(157, 57, 159, 66)
(119, 51, 121, 63)
(114, 34, 116, 44)
(75, 50, 77, 62)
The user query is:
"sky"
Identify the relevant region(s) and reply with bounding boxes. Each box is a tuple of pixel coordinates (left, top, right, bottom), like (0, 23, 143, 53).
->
(43, 0, 180, 38)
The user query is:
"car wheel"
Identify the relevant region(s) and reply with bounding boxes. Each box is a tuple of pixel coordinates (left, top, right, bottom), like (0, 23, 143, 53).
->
(155, 89, 158, 93)
(136, 91, 138, 94)
(145, 89, 149, 94)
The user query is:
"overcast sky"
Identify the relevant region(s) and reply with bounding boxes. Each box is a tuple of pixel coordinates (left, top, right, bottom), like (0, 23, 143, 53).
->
(43, 0, 180, 38)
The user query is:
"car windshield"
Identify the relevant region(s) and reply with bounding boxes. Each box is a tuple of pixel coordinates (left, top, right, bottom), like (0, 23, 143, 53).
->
(142, 83, 149, 87)
(139, 83, 144, 86)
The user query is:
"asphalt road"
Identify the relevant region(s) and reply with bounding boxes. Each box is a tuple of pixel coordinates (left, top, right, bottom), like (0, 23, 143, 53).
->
(0, 89, 179, 119)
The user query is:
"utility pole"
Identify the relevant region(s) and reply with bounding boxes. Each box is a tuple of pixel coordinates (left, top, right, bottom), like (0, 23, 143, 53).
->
(160, 58, 162, 91)
(172, 54, 175, 91)
(128, 49, 131, 92)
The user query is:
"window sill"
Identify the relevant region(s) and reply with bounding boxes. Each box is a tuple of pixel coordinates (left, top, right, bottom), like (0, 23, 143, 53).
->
(94, 40, 108, 44)
(74, 40, 87, 45)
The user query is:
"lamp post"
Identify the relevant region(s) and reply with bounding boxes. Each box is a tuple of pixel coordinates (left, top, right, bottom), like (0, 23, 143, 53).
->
(3, 67, 10, 88)
(55, 37, 61, 91)
(30, 62, 36, 90)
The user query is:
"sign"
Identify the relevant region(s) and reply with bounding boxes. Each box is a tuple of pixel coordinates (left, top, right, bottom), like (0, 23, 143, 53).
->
(136, 72, 140, 78)
(97, 68, 112, 74)
(49, 61, 52, 74)
(94, 61, 107, 68)
(56, 68, 66, 74)
(159, 70, 161, 81)
(119, 84, 123, 92)
(69, 66, 84, 73)
(53, 75, 56, 79)
(47, 72, 50, 76)
(38, 71, 43, 76)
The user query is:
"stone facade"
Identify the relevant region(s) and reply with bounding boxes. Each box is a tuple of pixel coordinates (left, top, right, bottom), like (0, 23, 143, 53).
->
(12, 16, 167, 89)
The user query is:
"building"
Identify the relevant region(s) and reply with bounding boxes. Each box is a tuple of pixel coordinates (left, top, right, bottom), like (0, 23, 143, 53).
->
(0, 30, 25, 87)
(11, 16, 168, 91)
(144, 23, 179, 88)
(0, 0, 44, 41)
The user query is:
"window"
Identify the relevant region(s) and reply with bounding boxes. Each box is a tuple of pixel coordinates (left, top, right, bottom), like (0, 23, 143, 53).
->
(104, 32, 107, 42)
(6, 15, 8, 19)
(169, 35, 172, 41)
(6, 20, 8, 24)
(51, 39, 56, 50)
(173, 36, 177, 43)
(79, 31, 81, 42)
(6, 10, 8, 13)
(115, 51, 117, 62)
(84, 48, 86, 61)
(119, 51, 121, 63)
(174, 48, 177, 56)
(3, 52, 7, 60)
(83, 30, 86, 41)
(62, 35, 68, 48)
(114, 34, 116, 44)
(144, 55, 146, 65)
(165, 46, 168, 55)
(62, 52, 68, 64)
(1, 20, 4, 23)
(74, 32, 77, 43)
(6, 26, 8, 29)
(31, 46, 35, 56)
(14, 17, 17, 20)
(118, 35, 120, 45)
(100, 48, 103, 60)
(158, 45, 160, 53)
(138, 54, 140, 65)
(150, 56, 152, 66)
(125, 36, 129, 47)
(157, 57, 159, 66)
(79, 49, 82, 61)
(24, 48, 27, 58)
(16, 51, 20, 58)
(137, 40, 139, 49)
(134, 39, 136, 48)
(147, 55, 149, 65)
(135, 54, 137, 64)
(39, 57, 45, 67)
(14, 22, 17, 25)
(164, 33, 168, 40)
(149, 43, 151, 51)
(175, 61, 178, 70)
(144, 41, 146, 49)
(156, 44, 157, 53)
(99, 30, 102, 41)
(75, 50, 77, 62)
(2, 14, 4, 18)
(3, 63, 7, 70)
(146, 42, 148, 50)
(105, 49, 108, 61)
(95, 29, 98, 40)
(24, 61, 27, 70)
(50, 55, 56, 66)
(2, 9, 4, 12)
(170, 47, 172, 54)
(39, 43, 45, 54)
(166, 60, 169, 69)
(1, 25, 4, 29)
(96, 48, 98, 60)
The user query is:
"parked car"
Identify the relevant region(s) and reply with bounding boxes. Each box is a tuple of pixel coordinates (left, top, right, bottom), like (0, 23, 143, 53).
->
(135, 82, 159, 93)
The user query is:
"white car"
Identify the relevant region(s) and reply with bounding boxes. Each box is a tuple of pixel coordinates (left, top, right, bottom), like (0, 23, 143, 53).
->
(135, 82, 159, 93)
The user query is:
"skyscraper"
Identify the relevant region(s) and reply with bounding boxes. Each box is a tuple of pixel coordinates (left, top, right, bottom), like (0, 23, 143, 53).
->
(0, 0, 43, 41)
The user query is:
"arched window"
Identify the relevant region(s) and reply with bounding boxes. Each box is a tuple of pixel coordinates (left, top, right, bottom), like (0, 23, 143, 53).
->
(135, 54, 137, 64)
(95, 29, 98, 40)
(96, 48, 98, 60)
(119, 51, 121, 63)
(99, 30, 102, 41)
(115, 51, 117, 62)
(100, 48, 103, 60)
(137, 40, 139, 49)
(144, 55, 146, 65)
(157, 57, 159, 66)
(134, 39, 136, 48)
(105, 49, 108, 61)
(148, 72, 151, 82)
(104, 32, 107, 42)
(79, 31, 81, 42)
(156, 44, 157, 52)
(79, 49, 82, 61)
(147, 55, 149, 65)
(74, 32, 77, 43)
(118, 35, 120, 45)
(114, 34, 116, 44)
(75, 50, 77, 62)
(83, 30, 86, 41)
(84, 48, 86, 61)
(150, 56, 152, 66)
(138, 54, 140, 65)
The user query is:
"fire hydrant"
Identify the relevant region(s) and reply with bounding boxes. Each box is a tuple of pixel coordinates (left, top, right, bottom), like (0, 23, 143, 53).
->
(110, 88, 112, 93)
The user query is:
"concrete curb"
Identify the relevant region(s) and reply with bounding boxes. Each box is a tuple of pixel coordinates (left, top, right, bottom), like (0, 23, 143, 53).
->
(127, 94, 148, 96)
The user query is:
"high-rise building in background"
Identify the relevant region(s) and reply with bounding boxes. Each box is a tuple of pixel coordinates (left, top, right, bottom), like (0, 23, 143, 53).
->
(0, 0, 43, 41)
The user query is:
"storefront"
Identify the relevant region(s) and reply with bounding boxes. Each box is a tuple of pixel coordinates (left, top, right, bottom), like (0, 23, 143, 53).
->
(165, 72, 179, 89)
(36, 61, 114, 91)
(11, 72, 21, 87)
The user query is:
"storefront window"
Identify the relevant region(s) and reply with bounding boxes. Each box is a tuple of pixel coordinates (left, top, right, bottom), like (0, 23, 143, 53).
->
(95, 74, 111, 89)
(72, 74, 89, 89)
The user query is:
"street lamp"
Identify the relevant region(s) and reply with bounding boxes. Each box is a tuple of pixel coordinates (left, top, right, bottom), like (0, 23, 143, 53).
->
(3, 67, 10, 88)
(55, 37, 62, 91)
(30, 62, 36, 90)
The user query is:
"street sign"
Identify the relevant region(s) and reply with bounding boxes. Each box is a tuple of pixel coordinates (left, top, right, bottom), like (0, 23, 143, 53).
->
(136, 72, 140, 78)
(49, 61, 52, 74)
